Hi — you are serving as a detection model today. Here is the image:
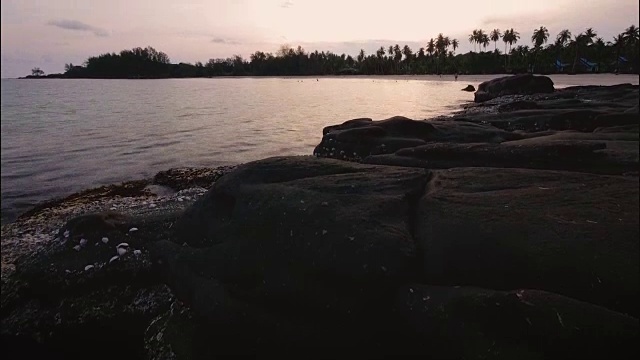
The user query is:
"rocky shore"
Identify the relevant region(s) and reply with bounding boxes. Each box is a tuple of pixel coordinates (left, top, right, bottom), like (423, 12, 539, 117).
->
(1, 75, 638, 359)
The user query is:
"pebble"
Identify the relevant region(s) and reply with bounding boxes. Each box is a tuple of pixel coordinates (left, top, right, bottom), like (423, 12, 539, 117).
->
(84, 264, 94, 271)
(73, 245, 81, 251)
(133, 249, 142, 256)
(101, 237, 109, 244)
(117, 247, 127, 256)
(79, 238, 88, 246)
(109, 255, 119, 264)
(129, 227, 138, 233)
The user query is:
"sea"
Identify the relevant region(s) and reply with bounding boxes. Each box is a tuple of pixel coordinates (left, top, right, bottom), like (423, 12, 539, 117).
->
(1, 74, 638, 224)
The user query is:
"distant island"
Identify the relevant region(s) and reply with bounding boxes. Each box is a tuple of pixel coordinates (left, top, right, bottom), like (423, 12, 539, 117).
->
(24, 24, 639, 79)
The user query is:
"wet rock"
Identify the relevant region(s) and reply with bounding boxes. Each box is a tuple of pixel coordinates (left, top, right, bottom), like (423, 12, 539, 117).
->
(474, 74, 555, 102)
(461, 84, 475, 92)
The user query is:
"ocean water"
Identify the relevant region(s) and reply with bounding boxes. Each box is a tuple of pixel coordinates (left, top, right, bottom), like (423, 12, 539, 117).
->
(1, 74, 638, 224)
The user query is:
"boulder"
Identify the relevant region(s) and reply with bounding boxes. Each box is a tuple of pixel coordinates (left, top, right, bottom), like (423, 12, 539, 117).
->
(461, 84, 475, 92)
(394, 285, 639, 359)
(414, 167, 639, 317)
(474, 74, 554, 102)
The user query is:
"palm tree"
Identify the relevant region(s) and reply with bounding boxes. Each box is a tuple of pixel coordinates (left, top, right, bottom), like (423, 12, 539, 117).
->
(481, 33, 490, 52)
(612, 33, 625, 72)
(376, 46, 385, 74)
(623, 25, 639, 46)
(475, 29, 487, 52)
(451, 39, 459, 55)
(501, 28, 520, 68)
(556, 29, 572, 47)
(469, 30, 478, 52)
(357, 49, 365, 64)
(490, 29, 501, 51)
(402, 45, 413, 73)
(570, 33, 588, 73)
(531, 26, 549, 72)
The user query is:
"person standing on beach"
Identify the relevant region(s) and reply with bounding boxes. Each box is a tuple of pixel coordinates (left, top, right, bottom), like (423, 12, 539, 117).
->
(455, 73, 459, 81)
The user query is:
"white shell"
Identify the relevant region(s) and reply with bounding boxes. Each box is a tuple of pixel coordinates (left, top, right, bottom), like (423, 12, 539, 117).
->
(116, 242, 129, 249)
(101, 237, 109, 244)
(117, 247, 127, 256)
(79, 238, 88, 246)
(73, 245, 81, 251)
(84, 265, 94, 271)
(129, 227, 139, 233)
(133, 249, 142, 256)
(109, 255, 119, 264)
(64, 230, 70, 238)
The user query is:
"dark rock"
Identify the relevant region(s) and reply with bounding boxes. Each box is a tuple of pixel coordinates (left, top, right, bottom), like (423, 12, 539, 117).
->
(153, 166, 237, 191)
(1, 211, 181, 360)
(363, 136, 637, 175)
(415, 167, 639, 317)
(314, 116, 528, 160)
(394, 285, 639, 359)
(461, 84, 475, 92)
(148, 156, 429, 355)
(474, 74, 555, 102)
(498, 100, 539, 112)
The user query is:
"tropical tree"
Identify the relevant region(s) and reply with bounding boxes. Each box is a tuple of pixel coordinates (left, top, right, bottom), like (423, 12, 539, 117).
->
(490, 29, 501, 51)
(357, 49, 365, 64)
(31, 67, 44, 76)
(481, 33, 490, 52)
(451, 39, 459, 55)
(503, 28, 520, 67)
(556, 29, 572, 48)
(469, 30, 477, 52)
(531, 26, 550, 72)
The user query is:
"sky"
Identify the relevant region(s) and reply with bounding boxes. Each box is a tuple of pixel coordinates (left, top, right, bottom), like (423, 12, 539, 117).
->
(1, 0, 638, 78)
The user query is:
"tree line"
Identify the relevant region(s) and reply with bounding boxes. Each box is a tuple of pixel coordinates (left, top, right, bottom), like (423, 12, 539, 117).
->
(28, 25, 639, 78)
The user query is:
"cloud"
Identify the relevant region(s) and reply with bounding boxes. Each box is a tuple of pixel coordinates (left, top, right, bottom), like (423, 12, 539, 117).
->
(281, 1, 294, 8)
(47, 19, 108, 37)
(211, 37, 241, 45)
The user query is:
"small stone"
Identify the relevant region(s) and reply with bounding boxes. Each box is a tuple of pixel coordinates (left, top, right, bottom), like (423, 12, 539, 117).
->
(117, 247, 127, 256)
(79, 238, 88, 246)
(322, 230, 328, 235)
(300, 200, 305, 204)
(101, 237, 109, 244)
(149, 203, 157, 208)
(84, 265, 94, 271)
(64, 230, 70, 238)
(129, 227, 138, 233)
(133, 249, 142, 256)
(321, 202, 329, 206)
(109, 255, 119, 264)
(116, 242, 129, 249)
(73, 245, 81, 251)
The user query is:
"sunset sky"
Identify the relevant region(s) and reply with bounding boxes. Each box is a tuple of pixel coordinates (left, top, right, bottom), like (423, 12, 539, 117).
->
(1, 0, 638, 78)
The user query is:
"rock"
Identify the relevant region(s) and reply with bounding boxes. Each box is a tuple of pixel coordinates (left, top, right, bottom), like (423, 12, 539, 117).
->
(363, 137, 637, 175)
(149, 156, 429, 354)
(461, 85, 475, 92)
(414, 167, 639, 317)
(1, 210, 181, 359)
(474, 74, 554, 102)
(314, 116, 528, 160)
(394, 285, 639, 359)
(153, 166, 237, 191)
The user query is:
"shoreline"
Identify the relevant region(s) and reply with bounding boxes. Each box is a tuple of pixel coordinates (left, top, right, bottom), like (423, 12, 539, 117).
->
(10, 73, 640, 82)
(2, 76, 638, 358)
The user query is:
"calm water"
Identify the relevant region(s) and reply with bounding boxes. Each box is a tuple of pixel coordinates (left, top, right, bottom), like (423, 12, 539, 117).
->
(1, 74, 638, 224)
